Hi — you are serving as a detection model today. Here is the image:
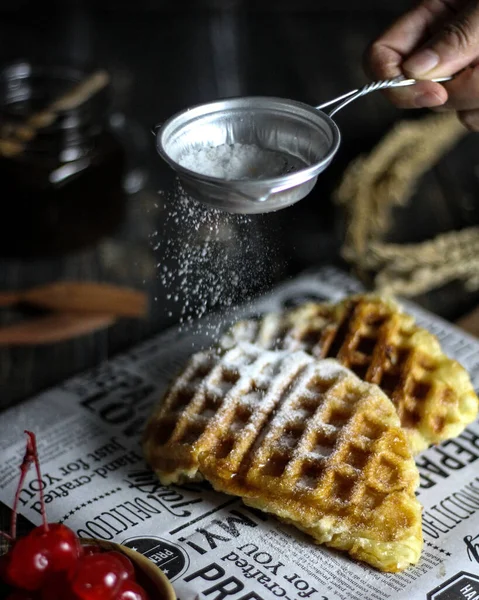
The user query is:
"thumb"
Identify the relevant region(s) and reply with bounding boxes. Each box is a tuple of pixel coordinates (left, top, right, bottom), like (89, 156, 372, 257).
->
(403, 0, 479, 78)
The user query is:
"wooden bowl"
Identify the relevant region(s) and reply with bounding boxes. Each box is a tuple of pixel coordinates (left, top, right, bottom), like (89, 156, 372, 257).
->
(81, 539, 176, 599)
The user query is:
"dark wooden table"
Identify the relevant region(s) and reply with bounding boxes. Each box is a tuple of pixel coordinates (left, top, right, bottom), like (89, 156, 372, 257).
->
(1, 2, 479, 550)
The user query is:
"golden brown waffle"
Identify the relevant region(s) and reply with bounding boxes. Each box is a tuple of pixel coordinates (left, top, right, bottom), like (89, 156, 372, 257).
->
(143, 345, 422, 572)
(220, 295, 479, 453)
(143, 344, 314, 485)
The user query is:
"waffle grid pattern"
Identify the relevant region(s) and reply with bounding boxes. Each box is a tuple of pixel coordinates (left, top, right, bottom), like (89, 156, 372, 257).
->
(219, 296, 479, 453)
(144, 345, 314, 482)
(144, 345, 423, 571)
(200, 359, 417, 525)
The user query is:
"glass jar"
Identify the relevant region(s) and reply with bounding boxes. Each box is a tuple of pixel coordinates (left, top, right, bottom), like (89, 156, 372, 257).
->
(0, 62, 127, 258)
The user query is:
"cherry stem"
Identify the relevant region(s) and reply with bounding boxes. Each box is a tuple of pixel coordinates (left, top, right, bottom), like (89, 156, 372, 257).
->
(10, 431, 48, 540)
(10, 434, 34, 540)
(27, 431, 48, 533)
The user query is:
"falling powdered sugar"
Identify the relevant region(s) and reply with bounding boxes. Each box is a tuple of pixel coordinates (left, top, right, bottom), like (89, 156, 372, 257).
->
(151, 183, 284, 340)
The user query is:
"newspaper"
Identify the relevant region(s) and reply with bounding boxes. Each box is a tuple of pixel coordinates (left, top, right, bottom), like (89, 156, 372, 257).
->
(1, 266, 479, 600)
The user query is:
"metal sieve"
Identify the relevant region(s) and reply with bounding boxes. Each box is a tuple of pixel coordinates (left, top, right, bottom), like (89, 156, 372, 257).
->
(154, 76, 453, 214)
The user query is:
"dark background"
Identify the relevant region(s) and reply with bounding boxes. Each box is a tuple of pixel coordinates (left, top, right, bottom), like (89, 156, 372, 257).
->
(1, 0, 479, 407)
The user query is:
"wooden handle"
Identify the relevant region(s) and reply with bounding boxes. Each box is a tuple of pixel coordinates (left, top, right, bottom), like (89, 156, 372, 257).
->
(0, 291, 21, 307)
(0, 281, 148, 318)
(0, 313, 115, 346)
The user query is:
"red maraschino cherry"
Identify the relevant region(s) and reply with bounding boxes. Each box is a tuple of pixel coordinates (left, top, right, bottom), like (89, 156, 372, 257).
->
(117, 580, 149, 600)
(0, 431, 152, 600)
(105, 552, 135, 581)
(2, 433, 82, 590)
(71, 553, 126, 600)
(5, 532, 49, 590)
(7, 523, 82, 590)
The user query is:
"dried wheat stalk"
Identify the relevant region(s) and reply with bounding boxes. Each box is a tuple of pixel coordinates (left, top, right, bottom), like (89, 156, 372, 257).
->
(334, 111, 476, 296)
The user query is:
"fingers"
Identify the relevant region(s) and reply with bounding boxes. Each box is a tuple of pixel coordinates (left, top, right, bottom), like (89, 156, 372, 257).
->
(365, 0, 474, 108)
(440, 65, 479, 109)
(440, 66, 479, 129)
(403, 0, 479, 78)
(384, 80, 447, 109)
(366, 0, 479, 115)
(365, 40, 447, 107)
(365, 0, 463, 107)
(366, 0, 459, 80)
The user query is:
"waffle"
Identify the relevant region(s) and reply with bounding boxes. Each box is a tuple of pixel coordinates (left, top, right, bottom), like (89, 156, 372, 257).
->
(220, 295, 479, 453)
(143, 344, 314, 485)
(143, 344, 422, 572)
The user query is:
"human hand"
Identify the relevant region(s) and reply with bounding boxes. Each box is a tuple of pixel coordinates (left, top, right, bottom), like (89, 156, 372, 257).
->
(365, 0, 479, 130)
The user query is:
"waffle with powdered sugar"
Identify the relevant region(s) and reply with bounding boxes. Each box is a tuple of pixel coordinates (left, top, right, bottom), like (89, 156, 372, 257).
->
(143, 344, 422, 572)
(219, 295, 479, 454)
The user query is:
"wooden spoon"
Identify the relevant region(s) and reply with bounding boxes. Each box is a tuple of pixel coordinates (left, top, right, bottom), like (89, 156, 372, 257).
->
(0, 313, 115, 346)
(0, 281, 148, 318)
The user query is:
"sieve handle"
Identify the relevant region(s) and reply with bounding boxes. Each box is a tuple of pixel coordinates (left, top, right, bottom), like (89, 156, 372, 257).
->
(316, 75, 455, 118)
